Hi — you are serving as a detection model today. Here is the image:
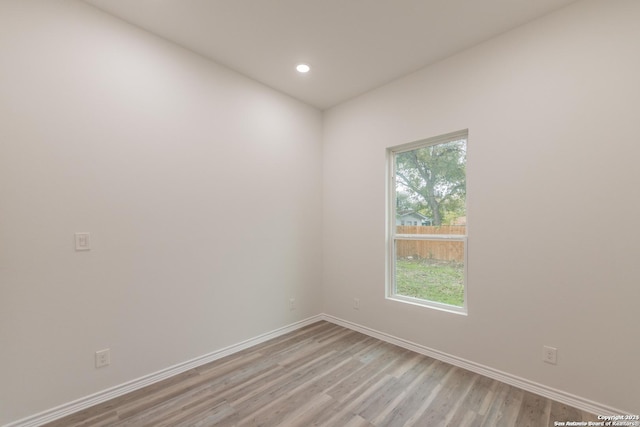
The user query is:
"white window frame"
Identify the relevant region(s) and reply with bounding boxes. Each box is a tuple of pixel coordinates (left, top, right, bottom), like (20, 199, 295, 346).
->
(386, 130, 468, 315)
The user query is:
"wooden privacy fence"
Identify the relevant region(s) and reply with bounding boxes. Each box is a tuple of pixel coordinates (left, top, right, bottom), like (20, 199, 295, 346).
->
(396, 225, 466, 262)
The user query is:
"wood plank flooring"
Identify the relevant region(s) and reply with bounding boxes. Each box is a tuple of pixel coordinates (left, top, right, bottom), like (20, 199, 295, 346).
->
(43, 321, 598, 427)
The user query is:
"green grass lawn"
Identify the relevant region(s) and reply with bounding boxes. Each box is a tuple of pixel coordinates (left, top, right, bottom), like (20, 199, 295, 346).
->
(395, 258, 464, 307)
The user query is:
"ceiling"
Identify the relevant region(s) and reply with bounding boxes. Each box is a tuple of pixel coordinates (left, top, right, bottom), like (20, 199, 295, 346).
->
(83, 0, 579, 110)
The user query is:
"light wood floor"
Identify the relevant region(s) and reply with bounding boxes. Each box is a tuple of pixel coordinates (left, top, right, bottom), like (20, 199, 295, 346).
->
(44, 321, 598, 427)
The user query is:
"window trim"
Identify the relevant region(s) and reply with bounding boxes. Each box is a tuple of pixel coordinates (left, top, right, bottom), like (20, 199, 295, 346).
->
(386, 130, 468, 315)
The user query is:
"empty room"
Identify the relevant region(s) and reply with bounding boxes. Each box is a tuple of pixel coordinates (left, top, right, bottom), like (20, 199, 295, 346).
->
(1, 0, 638, 426)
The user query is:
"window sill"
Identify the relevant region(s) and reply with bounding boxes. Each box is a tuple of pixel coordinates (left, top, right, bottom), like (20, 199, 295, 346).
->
(386, 294, 468, 316)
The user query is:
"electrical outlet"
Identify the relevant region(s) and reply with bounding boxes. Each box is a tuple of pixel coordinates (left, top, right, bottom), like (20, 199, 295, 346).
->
(75, 232, 91, 251)
(289, 297, 295, 311)
(95, 349, 110, 368)
(543, 345, 557, 365)
(353, 298, 360, 310)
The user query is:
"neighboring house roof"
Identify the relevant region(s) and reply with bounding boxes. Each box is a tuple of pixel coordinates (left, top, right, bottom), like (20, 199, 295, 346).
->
(451, 216, 467, 225)
(396, 211, 430, 220)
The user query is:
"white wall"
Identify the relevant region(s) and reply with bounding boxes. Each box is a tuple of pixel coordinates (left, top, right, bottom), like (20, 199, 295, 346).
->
(323, 0, 640, 414)
(0, 1, 322, 424)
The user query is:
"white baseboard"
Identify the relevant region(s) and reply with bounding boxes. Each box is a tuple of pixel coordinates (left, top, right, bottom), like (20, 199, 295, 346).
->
(5, 315, 323, 427)
(6, 313, 625, 426)
(320, 313, 625, 417)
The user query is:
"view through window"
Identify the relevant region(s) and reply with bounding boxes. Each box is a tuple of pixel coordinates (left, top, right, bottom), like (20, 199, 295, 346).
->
(388, 130, 467, 313)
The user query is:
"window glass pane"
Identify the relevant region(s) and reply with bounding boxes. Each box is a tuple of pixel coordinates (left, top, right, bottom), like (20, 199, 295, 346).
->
(395, 139, 466, 235)
(395, 239, 465, 307)
(389, 132, 468, 311)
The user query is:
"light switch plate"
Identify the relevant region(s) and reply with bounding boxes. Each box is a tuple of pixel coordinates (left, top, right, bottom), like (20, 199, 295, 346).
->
(75, 232, 91, 251)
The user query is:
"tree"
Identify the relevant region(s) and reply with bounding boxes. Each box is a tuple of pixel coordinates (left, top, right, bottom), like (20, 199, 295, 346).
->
(395, 139, 466, 226)
(396, 190, 418, 212)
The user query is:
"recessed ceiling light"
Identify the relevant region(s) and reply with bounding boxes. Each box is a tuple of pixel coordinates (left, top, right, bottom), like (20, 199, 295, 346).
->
(296, 64, 310, 73)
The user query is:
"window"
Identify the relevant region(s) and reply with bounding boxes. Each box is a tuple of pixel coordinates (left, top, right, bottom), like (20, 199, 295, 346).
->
(387, 130, 467, 313)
